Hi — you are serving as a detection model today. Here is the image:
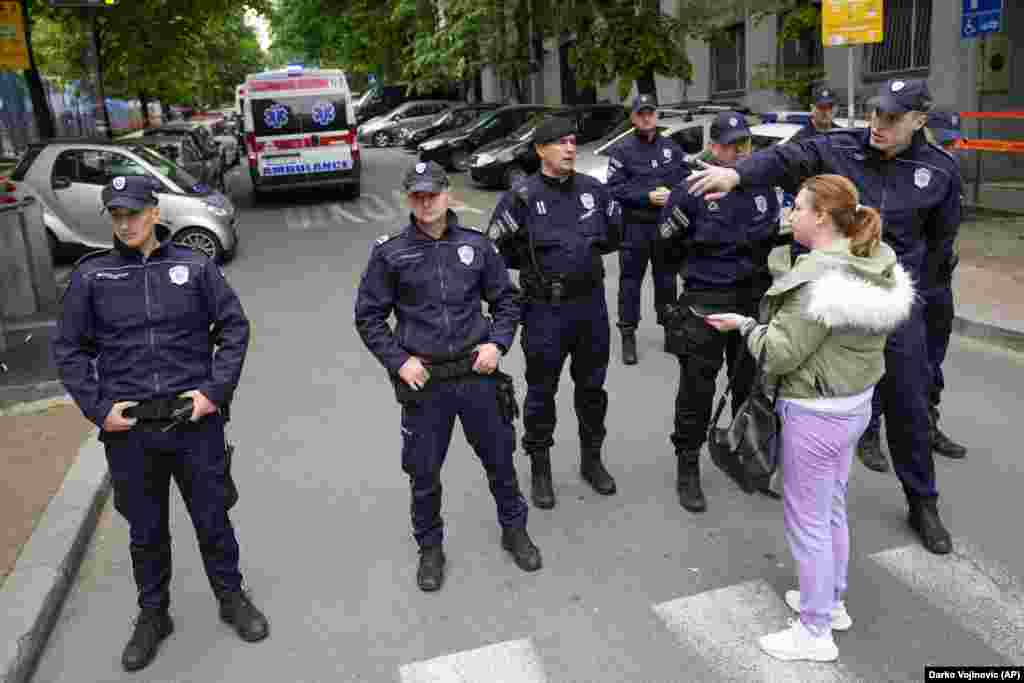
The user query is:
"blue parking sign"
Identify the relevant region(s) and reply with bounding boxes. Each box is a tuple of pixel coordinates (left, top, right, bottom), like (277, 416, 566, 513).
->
(962, 0, 1002, 39)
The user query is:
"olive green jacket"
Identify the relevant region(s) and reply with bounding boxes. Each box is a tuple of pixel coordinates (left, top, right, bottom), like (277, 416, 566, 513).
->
(746, 238, 915, 400)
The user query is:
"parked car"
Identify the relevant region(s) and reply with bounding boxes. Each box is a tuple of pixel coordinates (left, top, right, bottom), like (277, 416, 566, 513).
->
(355, 83, 462, 124)
(357, 100, 459, 147)
(10, 138, 238, 262)
(469, 104, 628, 188)
(418, 104, 559, 172)
(136, 135, 225, 191)
(142, 122, 225, 188)
(401, 103, 501, 151)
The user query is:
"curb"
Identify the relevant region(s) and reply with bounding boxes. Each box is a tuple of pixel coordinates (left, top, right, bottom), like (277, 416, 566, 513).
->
(953, 315, 1024, 354)
(0, 436, 110, 683)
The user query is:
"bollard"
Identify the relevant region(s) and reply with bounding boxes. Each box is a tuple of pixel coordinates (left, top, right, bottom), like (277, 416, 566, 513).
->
(0, 197, 58, 322)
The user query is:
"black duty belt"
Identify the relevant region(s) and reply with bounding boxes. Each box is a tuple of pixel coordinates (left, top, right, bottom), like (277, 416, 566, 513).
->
(123, 397, 193, 422)
(423, 355, 476, 380)
(521, 274, 600, 303)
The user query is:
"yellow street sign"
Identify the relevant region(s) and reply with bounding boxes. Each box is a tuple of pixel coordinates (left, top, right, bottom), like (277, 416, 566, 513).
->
(0, 0, 29, 70)
(822, 0, 884, 46)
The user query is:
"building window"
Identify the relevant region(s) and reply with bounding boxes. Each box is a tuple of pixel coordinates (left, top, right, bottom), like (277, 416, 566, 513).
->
(712, 23, 746, 94)
(866, 0, 932, 75)
(778, 7, 822, 72)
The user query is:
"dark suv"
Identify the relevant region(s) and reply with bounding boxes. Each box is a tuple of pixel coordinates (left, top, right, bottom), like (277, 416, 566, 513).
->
(418, 105, 559, 172)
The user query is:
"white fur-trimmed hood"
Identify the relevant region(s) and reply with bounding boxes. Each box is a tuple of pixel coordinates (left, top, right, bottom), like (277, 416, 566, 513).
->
(805, 262, 915, 332)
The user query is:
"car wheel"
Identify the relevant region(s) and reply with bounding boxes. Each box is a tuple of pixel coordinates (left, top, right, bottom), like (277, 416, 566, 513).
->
(450, 149, 470, 172)
(372, 131, 390, 147)
(504, 165, 528, 189)
(173, 226, 224, 262)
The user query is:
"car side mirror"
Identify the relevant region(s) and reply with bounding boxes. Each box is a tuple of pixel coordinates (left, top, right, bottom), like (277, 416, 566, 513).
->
(52, 176, 71, 190)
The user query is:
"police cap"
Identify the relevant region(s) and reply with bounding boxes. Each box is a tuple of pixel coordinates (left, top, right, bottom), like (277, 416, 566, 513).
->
(869, 78, 932, 115)
(710, 111, 751, 145)
(101, 175, 160, 210)
(403, 160, 449, 193)
(631, 93, 658, 114)
(813, 86, 836, 107)
(927, 111, 962, 145)
(533, 116, 577, 145)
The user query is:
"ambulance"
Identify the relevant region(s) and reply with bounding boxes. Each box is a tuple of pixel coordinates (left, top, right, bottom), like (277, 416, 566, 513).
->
(243, 67, 360, 197)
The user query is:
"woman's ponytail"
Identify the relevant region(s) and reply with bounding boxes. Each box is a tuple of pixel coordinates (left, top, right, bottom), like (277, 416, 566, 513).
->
(849, 204, 881, 258)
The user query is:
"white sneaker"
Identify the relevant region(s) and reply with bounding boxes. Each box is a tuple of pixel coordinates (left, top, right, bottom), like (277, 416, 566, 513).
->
(784, 590, 853, 631)
(759, 618, 839, 662)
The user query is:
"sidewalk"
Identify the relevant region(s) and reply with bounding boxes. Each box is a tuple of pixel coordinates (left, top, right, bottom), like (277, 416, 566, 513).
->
(0, 212, 1022, 683)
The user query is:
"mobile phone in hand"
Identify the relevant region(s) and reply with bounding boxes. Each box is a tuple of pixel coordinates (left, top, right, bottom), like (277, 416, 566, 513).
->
(689, 305, 715, 318)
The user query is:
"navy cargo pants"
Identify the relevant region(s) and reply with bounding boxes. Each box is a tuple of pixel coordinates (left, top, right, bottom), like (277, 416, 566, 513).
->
(102, 414, 242, 610)
(521, 288, 611, 454)
(618, 220, 680, 328)
(399, 373, 528, 548)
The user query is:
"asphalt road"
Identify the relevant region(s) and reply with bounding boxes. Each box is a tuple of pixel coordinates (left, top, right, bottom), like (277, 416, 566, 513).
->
(31, 149, 1024, 683)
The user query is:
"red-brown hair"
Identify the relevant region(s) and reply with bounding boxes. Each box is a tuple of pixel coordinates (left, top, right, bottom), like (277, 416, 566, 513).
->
(800, 174, 882, 258)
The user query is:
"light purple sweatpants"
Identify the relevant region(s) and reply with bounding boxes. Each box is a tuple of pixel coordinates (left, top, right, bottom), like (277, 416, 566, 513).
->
(777, 396, 872, 636)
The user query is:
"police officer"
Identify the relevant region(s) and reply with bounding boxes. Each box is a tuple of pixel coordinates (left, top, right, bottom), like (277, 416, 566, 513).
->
(789, 86, 839, 143)
(687, 79, 961, 555)
(607, 94, 687, 365)
(52, 176, 268, 672)
(488, 116, 623, 510)
(657, 112, 780, 512)
(355, 161, 540, 593)
(858, 110, 968, 469)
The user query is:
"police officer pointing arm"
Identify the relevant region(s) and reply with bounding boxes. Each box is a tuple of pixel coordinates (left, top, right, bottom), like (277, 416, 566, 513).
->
(488, 116, 623, 510)
(355, 161, 540, 593)
(687, 79, 962, 556)
(52, 176, 268, 673)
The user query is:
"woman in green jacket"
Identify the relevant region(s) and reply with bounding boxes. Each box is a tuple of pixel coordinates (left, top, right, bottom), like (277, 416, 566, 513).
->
(707, 174, 914, 662)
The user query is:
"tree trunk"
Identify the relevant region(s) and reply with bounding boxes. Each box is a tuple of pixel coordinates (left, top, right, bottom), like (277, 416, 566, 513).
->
(139, 92, 151, 129)
(91, 13, 113, 139)
(21, 0, 56, 140)
(636, 67, 657, 99)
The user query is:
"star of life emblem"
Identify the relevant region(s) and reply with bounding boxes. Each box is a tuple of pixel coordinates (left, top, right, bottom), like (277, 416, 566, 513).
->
(755, 195, 768, 214)
(457, 245, 475, 265)
(112, 176, 126, 191)
(580, 193, 595, 210)
(914, 167, 931, 189)
(168, 265, 189, 285)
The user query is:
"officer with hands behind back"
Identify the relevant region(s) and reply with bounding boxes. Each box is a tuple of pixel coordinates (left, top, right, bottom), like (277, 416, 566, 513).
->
(607, 94, 687, 364)
(657, 112, 781, 513)
(355, 160, 540, 593)
(53, 175, 267, 673)
(686, 78, 962, 556)
(488, 116, 623, 510)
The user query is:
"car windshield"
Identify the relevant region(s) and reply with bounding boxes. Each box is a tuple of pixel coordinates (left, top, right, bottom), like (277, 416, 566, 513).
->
(591, 119, 634, 149)
(596, 124, 671, 156)
(130, 145, 206, 194)
(509, 112, 568, 142)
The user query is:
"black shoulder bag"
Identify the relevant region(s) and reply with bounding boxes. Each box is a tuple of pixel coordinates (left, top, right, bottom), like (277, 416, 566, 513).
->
(707, 345, 782, 494)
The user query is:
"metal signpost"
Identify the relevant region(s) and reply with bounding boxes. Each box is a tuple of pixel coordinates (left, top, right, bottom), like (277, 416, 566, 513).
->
(822, 0, 883, 124)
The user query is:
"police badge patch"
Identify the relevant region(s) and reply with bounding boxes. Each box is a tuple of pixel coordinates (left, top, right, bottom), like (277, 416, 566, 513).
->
(169, 265, 189, 285)
(755, 195, 768, 214)
(914, 167, 931, 189)
(663, 148, 672, 160)
(458, 245, 475, 265)
(580, 193, 595, 210)
(112, 176, 127, 191)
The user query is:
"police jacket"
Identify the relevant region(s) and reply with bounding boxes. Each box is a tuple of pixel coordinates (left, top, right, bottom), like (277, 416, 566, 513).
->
(487, 172, 622, 283)
(53, 235, 250, 428)
(607, 130, 688, 223)
(736, 128, 962, 285)
(788, 122, 830, 143)
(659, 162, 781, 291)
(355, 209, 519, 374)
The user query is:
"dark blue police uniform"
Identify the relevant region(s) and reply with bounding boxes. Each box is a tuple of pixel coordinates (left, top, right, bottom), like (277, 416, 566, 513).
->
(607, 98, 687, 338)
(733, 96, 962, 515)
(53, 227, 250, 613)
(488, 123, 623, 505)
(354, 205, 528, 551)
(789, 86, 838, 143)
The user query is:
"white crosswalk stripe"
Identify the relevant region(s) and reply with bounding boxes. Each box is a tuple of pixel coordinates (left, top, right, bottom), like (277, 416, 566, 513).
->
(653, 579, 860, 682)
(284, 206, 310, 231)
(399, 638, 546, 683)
(359, 192, 398, 222)
(327, 201, 366, 223)
(870, 540, 1024, 665)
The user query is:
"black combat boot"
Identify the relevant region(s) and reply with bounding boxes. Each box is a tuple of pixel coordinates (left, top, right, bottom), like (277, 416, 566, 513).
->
(676, 449, 706, 512)
(908, 497, 952, 555)
(121, 607, 174, 672)
(580, 447, 617, 495)
(528, 450, 556, 509)
(501, 527, 543, 572)
(856, 427, 889, 472)
(621, 327, 638, 365)
(416, 545, 446, 592)
(930, 406, 967, 459)
(219, 590, 270, 642)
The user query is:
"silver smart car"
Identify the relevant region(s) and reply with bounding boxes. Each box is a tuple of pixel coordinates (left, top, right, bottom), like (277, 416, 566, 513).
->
(10, 138, 238, 262)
